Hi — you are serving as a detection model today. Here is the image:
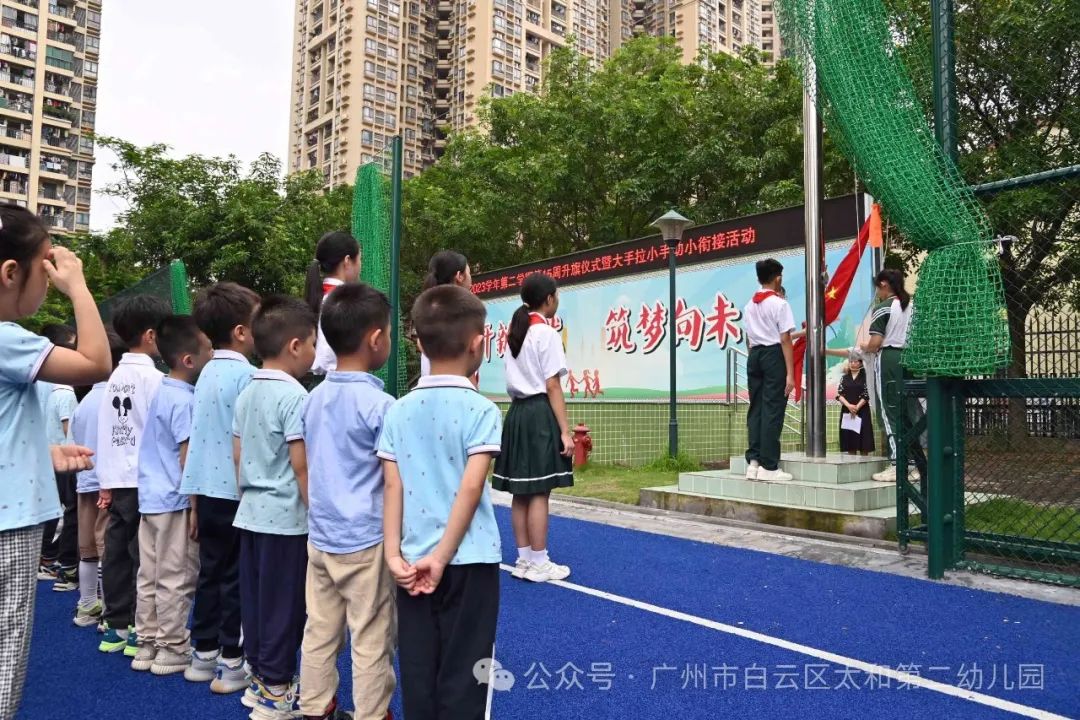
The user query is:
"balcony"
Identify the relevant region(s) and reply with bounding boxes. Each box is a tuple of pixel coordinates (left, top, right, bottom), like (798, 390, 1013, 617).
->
(40, 211, 74, 232)
(49, 4, 75, 20)
(0, 38, 36, 63)
(42, 129, 71, 150)
(1, 176, 26, 195)
(43, 105, 76, 125)
(0, 152, 27, 169)
(0, 70, 34, 89)
(2, 18, 38, 36)
(47, 29, 76, 46)
(39, 156, 69, 176)
(0, 96, 32, 115)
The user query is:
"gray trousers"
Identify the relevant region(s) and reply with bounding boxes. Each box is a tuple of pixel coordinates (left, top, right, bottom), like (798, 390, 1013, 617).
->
(0, 524, 44, 720)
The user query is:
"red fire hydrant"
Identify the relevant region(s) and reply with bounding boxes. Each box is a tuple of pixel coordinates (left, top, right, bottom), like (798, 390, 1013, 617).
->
(572, 423, 593, 467)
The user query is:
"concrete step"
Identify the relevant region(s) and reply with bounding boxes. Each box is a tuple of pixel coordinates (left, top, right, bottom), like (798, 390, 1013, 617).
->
(640, 484, 915, 540)
(730, 452, 890, 485)
(679, 470, 897, 513)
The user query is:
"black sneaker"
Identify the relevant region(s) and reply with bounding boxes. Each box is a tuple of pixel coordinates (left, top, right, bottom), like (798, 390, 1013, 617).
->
(53, 567, 78, 592)
(37, 561, 60, 581)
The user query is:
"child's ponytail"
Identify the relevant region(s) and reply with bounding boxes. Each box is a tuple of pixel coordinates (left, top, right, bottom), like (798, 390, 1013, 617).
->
(304, 260, 323, 314)
(875, 268, 911, 310)
(507, 272, 558, 358)
(304, 230, 361, 314)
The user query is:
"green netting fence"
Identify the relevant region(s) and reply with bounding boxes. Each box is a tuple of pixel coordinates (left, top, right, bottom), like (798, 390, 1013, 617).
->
(95, 260, 191, 325)
(775, 0, 1009, 376)
(352, 138, 406, 396)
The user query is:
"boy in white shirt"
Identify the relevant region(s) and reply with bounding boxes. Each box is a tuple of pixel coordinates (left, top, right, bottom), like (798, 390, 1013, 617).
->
(96, 295, 170, 656)
(742, 259, 796, 482)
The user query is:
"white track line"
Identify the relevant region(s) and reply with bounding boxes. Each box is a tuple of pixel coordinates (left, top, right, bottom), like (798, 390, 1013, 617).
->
(500, 564, 1072, 720)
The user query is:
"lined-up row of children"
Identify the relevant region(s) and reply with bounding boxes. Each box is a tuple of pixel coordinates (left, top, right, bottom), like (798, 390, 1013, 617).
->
(2, 205, 580, 720)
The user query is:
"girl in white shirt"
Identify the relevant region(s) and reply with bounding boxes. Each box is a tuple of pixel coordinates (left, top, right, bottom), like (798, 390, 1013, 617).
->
(304, 231, 361, 376)
(491, 273, 574, 583)
(418, 250, 472, 377)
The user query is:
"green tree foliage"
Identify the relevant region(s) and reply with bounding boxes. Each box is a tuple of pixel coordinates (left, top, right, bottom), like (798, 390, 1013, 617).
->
(886, 0, 1079, 375)
(402, 36, 850, 277)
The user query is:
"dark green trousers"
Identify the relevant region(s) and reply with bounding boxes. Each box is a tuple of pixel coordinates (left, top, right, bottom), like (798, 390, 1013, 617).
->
(877, 347, 927, 469)
(745, 344, 787, 471)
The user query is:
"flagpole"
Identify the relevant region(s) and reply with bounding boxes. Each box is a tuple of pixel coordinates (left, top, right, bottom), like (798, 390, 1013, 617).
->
(804, 58, 827, 458)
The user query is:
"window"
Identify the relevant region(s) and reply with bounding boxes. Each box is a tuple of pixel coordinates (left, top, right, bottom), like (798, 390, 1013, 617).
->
(362, 130, 373, 144)
(84, 35, 99, 51)
(86, 10, 101, 28)
(407, 65, 417, 79)
(45, 46, 74, 71)
(76, 212, 89, 226)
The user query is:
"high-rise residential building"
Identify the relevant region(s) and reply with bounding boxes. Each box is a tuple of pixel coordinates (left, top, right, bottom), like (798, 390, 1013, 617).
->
(0, 0, 99, 234)
(288, 0, 776, 187)
(758, 0, 780, 64)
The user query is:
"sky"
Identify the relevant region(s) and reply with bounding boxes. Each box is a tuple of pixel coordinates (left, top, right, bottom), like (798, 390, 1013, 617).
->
(90, 0, 294, 230)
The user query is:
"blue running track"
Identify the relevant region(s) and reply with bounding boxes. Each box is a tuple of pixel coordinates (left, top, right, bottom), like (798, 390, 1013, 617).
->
(19, 506, 1079, 719)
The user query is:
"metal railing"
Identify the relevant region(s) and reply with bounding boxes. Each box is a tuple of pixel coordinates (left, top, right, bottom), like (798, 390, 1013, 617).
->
(725, 345, 806, 440)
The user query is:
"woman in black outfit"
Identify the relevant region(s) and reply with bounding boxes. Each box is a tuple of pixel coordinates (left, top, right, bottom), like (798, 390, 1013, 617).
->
(837, 350, 875, 454)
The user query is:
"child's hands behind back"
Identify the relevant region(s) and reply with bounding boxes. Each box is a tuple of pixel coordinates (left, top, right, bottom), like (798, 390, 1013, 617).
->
(388, 556, 419, 595)
(411, 554, 447, 595)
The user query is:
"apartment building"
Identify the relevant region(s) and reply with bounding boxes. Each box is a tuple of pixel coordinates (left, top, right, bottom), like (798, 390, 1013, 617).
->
(289, 0, 775, 186)
(0, 0, 99, 234)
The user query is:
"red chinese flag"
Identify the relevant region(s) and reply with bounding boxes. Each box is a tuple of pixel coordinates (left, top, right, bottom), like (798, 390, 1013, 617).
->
(793, 218, 871, 402)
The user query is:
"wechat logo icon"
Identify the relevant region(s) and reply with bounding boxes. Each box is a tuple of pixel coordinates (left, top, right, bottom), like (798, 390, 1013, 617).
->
(473, 658, 515, 692)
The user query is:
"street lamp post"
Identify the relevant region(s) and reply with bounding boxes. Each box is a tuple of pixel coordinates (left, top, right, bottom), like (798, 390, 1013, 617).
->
(652, 209, 692, 458)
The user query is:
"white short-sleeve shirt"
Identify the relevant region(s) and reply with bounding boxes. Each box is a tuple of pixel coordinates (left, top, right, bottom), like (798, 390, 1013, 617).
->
(96, 353, 164, 490)
(312, 278, 343, 376)
(742, 290, 795, 348)
(504, 315, 567, 399)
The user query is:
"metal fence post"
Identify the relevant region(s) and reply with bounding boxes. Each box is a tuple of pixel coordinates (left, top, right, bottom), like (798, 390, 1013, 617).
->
(926, 377, 958, 578)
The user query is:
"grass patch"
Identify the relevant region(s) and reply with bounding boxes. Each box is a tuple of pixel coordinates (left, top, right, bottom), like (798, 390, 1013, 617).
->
(965, 498, 1080, 544)
(555, 461, 683, 505)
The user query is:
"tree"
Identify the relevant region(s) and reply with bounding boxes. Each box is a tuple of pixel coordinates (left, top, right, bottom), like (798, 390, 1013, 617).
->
(402, 36, 850, 276)
(887, 0, 1080, 378)
(97, 137, 352, 297)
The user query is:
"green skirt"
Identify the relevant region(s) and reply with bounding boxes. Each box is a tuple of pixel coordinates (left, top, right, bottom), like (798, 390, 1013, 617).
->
(491, 394, 574, 495)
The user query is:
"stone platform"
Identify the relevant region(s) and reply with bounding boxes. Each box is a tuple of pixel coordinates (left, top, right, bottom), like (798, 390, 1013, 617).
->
(640, 452, 915, 539)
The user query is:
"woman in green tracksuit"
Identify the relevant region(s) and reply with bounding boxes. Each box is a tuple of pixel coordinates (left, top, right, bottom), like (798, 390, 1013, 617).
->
(861, 269, 924, 482)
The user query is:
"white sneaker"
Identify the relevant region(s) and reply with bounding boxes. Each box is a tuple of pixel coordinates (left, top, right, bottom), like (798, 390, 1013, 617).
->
(524, 560, 571, 583)
(745, 462, 760, 480)
(211, 657, 251, 694)
(873, 465, 897, 483)
(511, 557, 530, 579)
(756, 467, 793, 481)
(130, 645, 156, 672)
(184, 649, 220, 683)
(151, 649, 191, 676)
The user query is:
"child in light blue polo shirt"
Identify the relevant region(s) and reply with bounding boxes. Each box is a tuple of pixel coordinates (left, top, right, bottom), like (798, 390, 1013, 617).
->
(177, 281, 260, 689)
(377, 285, 503, 720)
(132, 316, 212, 675)
(232, 295, 317, 717)
(0, 206, 112, 720)
(299, 283, 396, 720)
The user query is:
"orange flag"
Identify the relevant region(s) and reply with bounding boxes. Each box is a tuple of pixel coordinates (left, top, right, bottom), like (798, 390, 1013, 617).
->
(868, 203, 883, 249)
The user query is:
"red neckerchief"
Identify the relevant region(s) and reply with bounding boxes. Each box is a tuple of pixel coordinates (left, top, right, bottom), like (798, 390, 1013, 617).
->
(752, 290, 778, 304)
(322, 281, 338, 296)
(529, 312, 548, 326)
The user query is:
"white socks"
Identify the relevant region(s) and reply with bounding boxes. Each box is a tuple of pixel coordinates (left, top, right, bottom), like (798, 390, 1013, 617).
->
(519, 547, 551, 565)
(78, 561, 98, 605)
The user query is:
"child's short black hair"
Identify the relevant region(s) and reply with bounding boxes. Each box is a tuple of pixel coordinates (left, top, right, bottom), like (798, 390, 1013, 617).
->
(321, 283, 391, 356)
(106, 326, 127, 368)
(756, 258, 784, 285)
(412, 285, 486, 362)
(252, 295, 317, 360)
(193, 282, 261, 349)
(111, 295, 171, 347)
(40, 323, 76, 349)
(156, 315, 205, 370)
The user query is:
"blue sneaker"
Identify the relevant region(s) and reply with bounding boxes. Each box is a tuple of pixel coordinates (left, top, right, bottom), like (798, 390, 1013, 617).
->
(98, 627, 126, 653)
(241, 678, 264, 709)
(257, 680, 300, 714)
(123, 628, 139, 658)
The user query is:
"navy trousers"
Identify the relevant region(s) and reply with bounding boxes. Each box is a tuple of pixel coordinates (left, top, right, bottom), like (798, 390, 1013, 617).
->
(191, 497, 243, 657)
(238, 530, 307, 685)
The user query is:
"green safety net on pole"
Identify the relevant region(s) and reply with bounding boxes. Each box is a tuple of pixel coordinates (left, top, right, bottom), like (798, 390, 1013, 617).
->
(775, 0, 1009, 376)
(352, 155, 406, 394)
